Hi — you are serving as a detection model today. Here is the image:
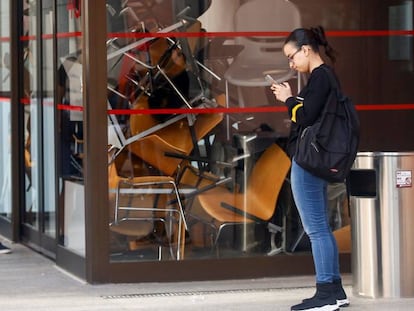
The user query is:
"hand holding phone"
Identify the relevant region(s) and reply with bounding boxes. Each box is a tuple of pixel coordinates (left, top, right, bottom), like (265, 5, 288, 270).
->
(268, 75, 292, 102)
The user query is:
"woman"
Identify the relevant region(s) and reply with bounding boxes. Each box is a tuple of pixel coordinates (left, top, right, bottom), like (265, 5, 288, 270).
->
(271, 26, 349, 311)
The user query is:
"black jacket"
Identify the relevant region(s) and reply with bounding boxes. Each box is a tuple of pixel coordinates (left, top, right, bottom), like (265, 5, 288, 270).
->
(284, 64, 335, 158)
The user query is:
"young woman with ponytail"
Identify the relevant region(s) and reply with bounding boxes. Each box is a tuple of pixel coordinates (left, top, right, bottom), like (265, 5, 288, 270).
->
(270, 26, 349, 311)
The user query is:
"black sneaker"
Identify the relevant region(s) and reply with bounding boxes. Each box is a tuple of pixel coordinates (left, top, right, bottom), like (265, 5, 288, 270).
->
(332, 279, 349, 307)
(302, 279, 349, 308)
(0, 243, 11, 254)
(291, 298, 338, 311)
(292, 283, 339, 311)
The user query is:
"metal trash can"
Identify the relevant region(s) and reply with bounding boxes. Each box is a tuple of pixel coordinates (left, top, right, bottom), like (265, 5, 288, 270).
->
(350, 152, 414, 298)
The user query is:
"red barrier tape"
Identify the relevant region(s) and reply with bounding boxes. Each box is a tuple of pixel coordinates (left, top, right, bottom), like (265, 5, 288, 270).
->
(14, 30, 414, 42)
(355, 104, 414, 111)
(107, 104, 414, 114)
(109, 106, 288, 115)
(52, 103, 414, 114)
(2, 100, 412, 113)
(108, 30, 414, 39)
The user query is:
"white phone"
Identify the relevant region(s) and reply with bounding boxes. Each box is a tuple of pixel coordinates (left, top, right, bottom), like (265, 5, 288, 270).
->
(265, 74, 276, 84)
(266, 74, 287, 87)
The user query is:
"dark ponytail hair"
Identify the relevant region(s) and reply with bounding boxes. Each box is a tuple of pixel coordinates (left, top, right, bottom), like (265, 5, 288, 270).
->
(284, 26, 337, 64)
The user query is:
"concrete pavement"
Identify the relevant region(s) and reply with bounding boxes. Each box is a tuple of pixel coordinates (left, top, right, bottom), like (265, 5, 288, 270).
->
(1, 239, 414, 310)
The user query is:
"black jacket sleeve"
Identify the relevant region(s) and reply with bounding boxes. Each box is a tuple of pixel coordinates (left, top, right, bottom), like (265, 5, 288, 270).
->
(285, 65, 332, 127)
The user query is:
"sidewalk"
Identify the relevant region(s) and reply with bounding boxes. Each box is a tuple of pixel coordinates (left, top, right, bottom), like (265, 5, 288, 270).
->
(1, 240, 414, 311)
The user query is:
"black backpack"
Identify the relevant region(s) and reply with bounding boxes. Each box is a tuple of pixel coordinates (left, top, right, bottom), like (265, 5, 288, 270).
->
(294, 67, 360, 183)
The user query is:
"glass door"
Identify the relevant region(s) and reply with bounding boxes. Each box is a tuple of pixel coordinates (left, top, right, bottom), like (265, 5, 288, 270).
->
(0, 1, 12, 238)
(20, 0, 58, 256)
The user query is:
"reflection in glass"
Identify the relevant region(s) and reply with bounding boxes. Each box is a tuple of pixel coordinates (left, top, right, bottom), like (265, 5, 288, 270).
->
(42, 1, 57, 237)
(0, 2, 12, 220)
(106, 1, 279, 262)
(23, 0, 39, 228)
(106, 1, 352, 262)
(57, 1, 85, 255)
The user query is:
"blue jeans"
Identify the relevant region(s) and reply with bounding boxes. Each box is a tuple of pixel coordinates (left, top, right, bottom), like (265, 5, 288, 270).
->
(291, 159, 341, 283)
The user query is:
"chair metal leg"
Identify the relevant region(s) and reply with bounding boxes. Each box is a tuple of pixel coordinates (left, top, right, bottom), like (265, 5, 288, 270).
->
(157, 245, 162, 261)
(290, 227, 306, 253)
(179, 221, 186, 260)
(267, 222, 284, 256)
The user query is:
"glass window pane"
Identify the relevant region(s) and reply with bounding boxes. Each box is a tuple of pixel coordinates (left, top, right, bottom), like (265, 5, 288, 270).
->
(105, 0, 293, 262)
(57, 0, 85, 256)
(0, 1, 12, 221)
(42, 1, 56, 237)
(23, 0, 39, 228)
(106, 0, 413, 263)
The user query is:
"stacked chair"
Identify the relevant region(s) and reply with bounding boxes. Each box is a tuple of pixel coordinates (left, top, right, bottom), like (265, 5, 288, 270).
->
(106, 1, 226, 259)
(106, 1, 294, 260)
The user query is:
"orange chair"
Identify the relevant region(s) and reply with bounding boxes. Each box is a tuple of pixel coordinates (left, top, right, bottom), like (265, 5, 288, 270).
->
(128, 94, 225, 176)
(108, 155, 187, 260)
(196, 143, 291, 255)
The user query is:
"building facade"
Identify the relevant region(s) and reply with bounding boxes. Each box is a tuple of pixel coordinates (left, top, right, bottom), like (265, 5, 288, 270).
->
(0, 0, 413, 283)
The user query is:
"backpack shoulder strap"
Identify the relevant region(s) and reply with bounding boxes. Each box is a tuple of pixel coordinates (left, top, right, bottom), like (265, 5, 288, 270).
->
(320, 65, 343, 99)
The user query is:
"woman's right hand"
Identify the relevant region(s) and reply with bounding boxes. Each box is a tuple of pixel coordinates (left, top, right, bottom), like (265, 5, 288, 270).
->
(271, 82, 293, 103)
